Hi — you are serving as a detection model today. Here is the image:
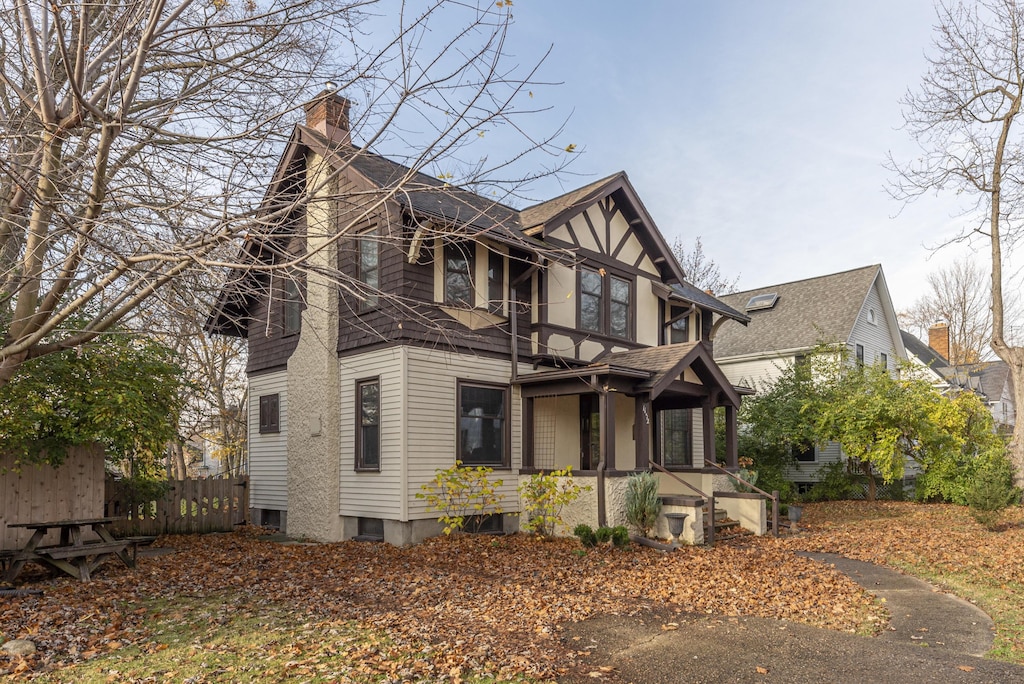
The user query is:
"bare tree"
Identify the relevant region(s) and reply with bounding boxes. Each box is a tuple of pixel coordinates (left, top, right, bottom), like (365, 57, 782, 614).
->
(0, 0, 567, 388)
(670, 236, 740, 294)
(890, 0, 1024, 484)
(899, 261, 995, 364)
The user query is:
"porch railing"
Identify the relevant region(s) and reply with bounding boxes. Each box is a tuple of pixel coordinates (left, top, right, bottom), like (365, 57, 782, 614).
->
(649, 461, 718, 547)
(704, 459, 780, 538)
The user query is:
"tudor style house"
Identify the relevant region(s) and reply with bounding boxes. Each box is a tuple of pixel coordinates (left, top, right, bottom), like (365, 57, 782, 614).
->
(208, 92, 753, 544)
(712, 265, 910, 490)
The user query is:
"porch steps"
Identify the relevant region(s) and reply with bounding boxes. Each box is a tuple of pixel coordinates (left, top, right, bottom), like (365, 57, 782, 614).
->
(703, 507, 752, 542)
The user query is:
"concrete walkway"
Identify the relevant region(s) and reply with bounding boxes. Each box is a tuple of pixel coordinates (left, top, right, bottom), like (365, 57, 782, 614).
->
(560, 554, 1024, 683)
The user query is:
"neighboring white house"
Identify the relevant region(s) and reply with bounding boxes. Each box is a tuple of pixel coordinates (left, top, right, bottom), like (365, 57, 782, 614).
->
(207, 92, 756, 544)
(712, 265, 908, 489)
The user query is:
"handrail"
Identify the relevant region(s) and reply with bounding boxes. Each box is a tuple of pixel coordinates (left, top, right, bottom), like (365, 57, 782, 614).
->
(649, 461, 716, 546)
(703, 459, 780, 538)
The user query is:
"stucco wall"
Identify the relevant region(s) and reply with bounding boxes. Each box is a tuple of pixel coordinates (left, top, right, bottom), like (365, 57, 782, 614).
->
(517, 474, 630, 536)
(285, 150, 344, 542)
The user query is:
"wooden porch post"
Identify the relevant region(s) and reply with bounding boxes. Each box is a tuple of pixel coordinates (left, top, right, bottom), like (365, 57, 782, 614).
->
(600, 390, 616, 471)
(634, 394, 650, 471)
(522, 397, 534, 468)
(725, 403, 738, 469)
(702, 398, 715, 467)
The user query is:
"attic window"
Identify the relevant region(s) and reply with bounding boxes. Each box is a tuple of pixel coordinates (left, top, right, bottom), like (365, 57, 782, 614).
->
(745, 293, 778, 312)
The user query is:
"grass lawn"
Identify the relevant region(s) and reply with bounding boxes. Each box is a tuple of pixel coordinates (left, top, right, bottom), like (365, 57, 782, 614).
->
(2, 502, 1019, 680)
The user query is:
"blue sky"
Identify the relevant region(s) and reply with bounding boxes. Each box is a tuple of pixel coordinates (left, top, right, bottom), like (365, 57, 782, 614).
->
(360, 1, 1019, 317)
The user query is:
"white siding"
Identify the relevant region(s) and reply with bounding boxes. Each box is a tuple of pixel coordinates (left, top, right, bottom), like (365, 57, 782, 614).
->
(405, 348, 522, 519)
(338, 347, 405, 519)
(719, 355, 793, 390)
(248, 369, 289, 510)
(849, 282, 900, 366)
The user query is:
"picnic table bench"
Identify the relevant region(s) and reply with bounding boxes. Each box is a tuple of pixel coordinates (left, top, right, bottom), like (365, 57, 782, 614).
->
(4, 518, 136, 582)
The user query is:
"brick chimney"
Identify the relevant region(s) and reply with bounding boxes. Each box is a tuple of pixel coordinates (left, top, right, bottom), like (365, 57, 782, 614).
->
(303, 91, 351, 145)
(928, 322, 950, 362)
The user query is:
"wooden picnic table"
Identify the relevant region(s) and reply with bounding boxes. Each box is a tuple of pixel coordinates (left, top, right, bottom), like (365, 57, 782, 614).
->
(4, 517, 135, 582)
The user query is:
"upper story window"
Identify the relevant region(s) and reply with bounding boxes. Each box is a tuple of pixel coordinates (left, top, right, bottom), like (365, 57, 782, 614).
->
(855, 344, 865, 365)
(668, 306, 690, 344)
(282, 278, 301, 335)
(487, 250, 504, 314)
(445, 242, 475, 307)
(879, 352, 888, 369)
(358, 229, 379, 311)
(579, 267, 633, 339)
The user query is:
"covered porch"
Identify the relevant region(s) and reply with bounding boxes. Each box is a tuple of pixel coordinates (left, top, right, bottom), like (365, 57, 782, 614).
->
(516, 342, 751, 533)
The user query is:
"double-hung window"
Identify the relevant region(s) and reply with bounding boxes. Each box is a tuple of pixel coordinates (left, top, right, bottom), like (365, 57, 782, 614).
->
(659, 409, 692, 468)
(358, 230, 379, 311)
(458, 382, 508, 467)
(356, 379, 380, 471)
(445, 242, 475, 307)
(579, 268, 632, 339)
(668, 306, 690, 344)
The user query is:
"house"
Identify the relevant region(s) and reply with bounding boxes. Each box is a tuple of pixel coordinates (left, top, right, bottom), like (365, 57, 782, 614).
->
(903, 325, 1017, 432)
(712, 265, 908, 490)
(207, 92, 757, 544)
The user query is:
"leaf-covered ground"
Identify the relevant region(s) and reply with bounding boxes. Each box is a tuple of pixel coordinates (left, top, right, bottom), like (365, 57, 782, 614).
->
(770, 501, 1024, 661)
(1, 528, 884, 681)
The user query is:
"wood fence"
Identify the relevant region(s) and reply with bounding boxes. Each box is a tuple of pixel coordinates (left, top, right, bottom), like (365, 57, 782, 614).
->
(104, 476, 249, 536)
(1, 445, 107, 550)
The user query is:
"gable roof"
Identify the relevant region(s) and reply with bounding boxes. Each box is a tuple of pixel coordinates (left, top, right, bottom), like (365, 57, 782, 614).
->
(941, 360, 1012, 401)
(713, 265, 886, 359)
(208, 128, 752, 334)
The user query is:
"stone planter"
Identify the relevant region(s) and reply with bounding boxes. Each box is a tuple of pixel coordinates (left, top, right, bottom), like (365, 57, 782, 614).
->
(787, 505, 803, 523)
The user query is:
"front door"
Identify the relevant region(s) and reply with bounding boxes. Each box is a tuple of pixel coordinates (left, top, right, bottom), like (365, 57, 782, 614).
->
(580, 394, 599, 470)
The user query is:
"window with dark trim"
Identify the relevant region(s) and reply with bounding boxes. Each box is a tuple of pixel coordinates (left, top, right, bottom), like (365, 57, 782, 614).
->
(458, 382, 508, 467)
(487, 250, 504, 314)
(356, 379, 380, 471)
(259, 394, 280, 434)
(578, 267, 633, 339)
(610, 275, 630, 338)
(658, 409, 692, 468)
(282, 278, 301, 335)
(879, 352, 888, 369)
(358, 230, 379, 311)
(445, 242, 475, 306)
(855, 344, 865, 365)
(669, 306, 690, 344)
(794, 442, 816, 463)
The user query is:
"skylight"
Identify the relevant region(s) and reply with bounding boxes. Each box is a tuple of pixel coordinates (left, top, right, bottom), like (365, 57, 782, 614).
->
(745, 293, 779, 312)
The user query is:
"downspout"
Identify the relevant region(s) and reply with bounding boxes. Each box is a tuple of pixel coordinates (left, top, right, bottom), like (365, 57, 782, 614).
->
(597, 380, 607, 528)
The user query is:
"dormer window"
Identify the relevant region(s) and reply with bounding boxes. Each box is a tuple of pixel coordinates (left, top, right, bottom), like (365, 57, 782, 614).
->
(745, 293, 778, 312)
(445, 242, 474, 307)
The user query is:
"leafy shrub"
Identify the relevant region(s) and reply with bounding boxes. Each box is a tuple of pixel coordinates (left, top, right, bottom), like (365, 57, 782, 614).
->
(611, 525, 630, 549)
(967, 450, 1020, 530)
(625, 471, 662, 536)
(573, 523, 597, 547)
(595, 526, 613, 544)
(416, 462, 504, 535)
(804, 461, 863, 502)
(518, 467, 591, 537)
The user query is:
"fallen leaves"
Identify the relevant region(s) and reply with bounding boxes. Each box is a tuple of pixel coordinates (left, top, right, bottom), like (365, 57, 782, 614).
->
(1, 526, 886, 679)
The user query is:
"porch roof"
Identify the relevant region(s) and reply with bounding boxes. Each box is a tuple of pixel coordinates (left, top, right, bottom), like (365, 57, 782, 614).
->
(515, 342, 747, 406)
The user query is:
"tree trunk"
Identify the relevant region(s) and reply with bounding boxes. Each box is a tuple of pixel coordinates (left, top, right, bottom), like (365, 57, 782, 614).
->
(860, 460, 877, 502)
(168, 441, 187, 480)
